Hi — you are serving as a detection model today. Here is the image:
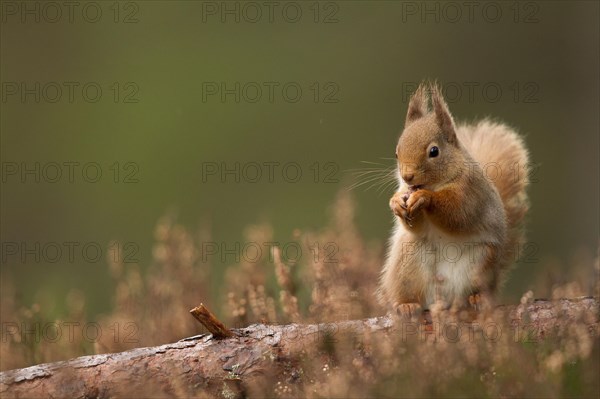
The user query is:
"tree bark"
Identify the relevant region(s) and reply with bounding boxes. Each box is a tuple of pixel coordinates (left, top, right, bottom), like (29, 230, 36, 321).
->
(1, 298, 597, 399)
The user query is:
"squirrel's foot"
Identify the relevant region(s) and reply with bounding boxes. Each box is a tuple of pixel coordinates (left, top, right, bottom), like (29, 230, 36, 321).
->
(393, 302, 422, 320)
(468, 293, 482, 311)
(468, 292, 493, 313)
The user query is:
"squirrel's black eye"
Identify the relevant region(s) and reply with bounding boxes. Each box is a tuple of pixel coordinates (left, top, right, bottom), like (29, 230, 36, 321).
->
(395, 152, 398, 159)
(429, 146, 439, 158)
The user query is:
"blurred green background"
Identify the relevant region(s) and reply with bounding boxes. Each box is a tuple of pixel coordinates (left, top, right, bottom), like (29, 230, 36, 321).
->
(1, 1, 598, 319)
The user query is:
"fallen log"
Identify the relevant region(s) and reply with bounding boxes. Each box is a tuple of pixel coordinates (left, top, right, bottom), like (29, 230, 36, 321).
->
(1, 298, 597, 398)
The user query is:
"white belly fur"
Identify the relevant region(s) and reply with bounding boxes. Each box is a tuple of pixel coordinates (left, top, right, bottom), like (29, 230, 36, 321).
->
(417, 225, 486, 308)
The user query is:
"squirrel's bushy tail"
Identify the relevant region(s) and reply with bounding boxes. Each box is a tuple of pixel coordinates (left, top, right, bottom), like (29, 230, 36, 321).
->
(457, 120, 530, 268)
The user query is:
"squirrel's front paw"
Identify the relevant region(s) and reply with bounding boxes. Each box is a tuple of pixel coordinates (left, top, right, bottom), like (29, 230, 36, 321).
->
(389, 192, 410, 219)
(406, 189, 432, 218)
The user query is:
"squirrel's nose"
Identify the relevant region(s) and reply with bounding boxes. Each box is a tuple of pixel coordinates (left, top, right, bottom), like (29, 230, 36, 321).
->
(403, 173, 414, 183)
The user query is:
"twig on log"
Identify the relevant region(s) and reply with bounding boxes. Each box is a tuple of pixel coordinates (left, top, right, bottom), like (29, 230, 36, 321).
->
(189, 303, 234, 339)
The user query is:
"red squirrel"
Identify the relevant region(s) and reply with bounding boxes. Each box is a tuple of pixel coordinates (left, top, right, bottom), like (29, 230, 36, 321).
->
(377, 82, 530, 316)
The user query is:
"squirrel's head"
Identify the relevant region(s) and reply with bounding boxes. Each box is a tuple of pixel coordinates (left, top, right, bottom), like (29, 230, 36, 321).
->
(395, 82, 465, 190)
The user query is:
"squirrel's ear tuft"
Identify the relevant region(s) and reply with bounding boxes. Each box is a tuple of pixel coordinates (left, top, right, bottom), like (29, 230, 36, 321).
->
(405, 82, 429, 127)
(430, 83, 457, 144)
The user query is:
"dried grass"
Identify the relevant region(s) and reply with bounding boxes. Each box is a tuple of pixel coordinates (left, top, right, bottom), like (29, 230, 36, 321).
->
(1, 191, 598, 398)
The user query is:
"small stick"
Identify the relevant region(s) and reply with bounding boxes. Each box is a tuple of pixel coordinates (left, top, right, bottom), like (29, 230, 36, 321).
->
(190, 303, 234, 339)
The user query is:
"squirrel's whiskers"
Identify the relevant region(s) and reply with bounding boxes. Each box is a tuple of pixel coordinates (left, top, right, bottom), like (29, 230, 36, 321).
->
(346, 161, 398, 195)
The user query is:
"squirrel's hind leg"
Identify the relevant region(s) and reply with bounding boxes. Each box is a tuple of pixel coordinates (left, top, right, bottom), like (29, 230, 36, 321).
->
(393, 301, 423, 321)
